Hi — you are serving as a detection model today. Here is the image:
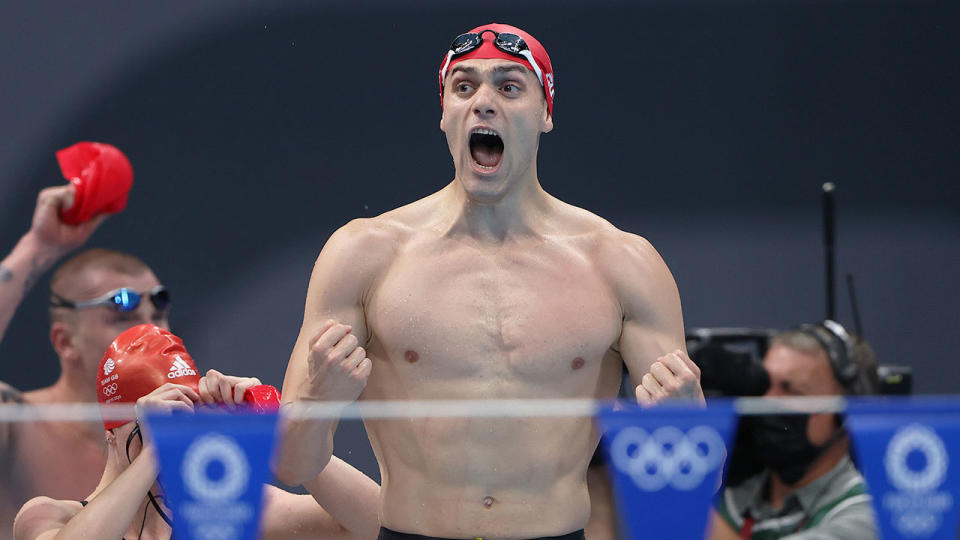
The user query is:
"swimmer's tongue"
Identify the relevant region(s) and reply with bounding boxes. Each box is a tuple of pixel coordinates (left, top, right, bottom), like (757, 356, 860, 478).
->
(470, 133, 504, 168)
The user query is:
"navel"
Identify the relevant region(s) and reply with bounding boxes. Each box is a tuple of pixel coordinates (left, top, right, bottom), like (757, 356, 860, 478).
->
(404, 350, 420, 364)
(482, 495, 496, 509)
(571, 357, 585, 370)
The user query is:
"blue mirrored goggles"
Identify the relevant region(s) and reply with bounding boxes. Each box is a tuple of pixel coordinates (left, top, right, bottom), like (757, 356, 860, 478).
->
(50, 286, 171, 313)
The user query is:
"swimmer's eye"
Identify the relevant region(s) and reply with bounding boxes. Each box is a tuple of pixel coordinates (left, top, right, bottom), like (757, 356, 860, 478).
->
(455, 82, 475, 94)
(501, 83, 521, 94)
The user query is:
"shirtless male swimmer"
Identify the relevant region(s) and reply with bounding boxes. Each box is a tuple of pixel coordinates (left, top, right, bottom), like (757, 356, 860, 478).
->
(276, 23, 705, 539)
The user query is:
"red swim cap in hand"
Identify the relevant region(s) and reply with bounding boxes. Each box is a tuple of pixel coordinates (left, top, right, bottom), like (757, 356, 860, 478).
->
(56, 141, 134, 225)
(98, 324, 200, 430)
(243, 385, 281, 413)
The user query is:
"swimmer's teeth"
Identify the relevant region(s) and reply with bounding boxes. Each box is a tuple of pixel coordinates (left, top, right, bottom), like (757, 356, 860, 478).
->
(471, 128, 500, 137)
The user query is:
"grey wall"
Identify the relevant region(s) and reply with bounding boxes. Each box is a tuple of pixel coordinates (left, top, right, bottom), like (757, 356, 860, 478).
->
(1, 1, 958, 478)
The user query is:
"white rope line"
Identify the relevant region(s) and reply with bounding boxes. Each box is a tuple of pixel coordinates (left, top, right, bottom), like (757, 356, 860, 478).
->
(287, 398, 605, 420)
(735, 396, 847, 415)
(0, 396, 857, 422)
(0, 403, 137, 422)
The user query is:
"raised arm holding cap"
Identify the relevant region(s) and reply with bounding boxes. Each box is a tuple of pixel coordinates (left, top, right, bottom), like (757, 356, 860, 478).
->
(0, 161, 135, 538)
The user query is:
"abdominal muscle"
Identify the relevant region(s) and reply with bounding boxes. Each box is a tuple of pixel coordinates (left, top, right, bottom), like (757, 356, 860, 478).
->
(361, 350, 621, 538)
(368, 412, 596, 537)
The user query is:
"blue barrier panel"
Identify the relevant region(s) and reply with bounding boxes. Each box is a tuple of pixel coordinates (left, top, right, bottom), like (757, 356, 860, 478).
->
(846, 397, 960, 540)
(597, 401, 738, 539)
(146, 410, 279, 540)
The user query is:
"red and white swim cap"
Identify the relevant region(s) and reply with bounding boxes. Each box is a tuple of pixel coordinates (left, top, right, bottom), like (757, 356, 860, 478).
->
(97, 324, 200, 430)
(438, 23, 555, 117)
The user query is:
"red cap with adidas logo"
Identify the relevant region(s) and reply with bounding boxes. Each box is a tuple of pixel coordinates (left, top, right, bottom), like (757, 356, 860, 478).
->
(97, 324, 201, 430)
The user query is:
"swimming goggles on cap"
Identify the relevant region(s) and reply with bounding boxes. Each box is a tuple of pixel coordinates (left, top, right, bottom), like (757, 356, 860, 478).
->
(439, 29, 545, 89)
(50, 286, 171, 313)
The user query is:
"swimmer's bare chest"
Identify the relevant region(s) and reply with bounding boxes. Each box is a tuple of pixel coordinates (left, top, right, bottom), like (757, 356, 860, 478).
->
(13, 422, 105, 496)
(364, 235, 622, 397)
(0, 422, 105, 533)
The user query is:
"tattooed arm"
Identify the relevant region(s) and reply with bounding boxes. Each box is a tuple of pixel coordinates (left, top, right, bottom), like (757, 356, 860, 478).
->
(0, 380, 23, 458)
(0, 186, 106, 343)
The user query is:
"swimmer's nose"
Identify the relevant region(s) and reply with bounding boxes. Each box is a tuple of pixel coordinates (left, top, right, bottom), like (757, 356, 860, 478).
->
(472, 84, 497, 119)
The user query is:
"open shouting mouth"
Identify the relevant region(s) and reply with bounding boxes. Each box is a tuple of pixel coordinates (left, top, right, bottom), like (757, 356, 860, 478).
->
(469, 127, 504, 173)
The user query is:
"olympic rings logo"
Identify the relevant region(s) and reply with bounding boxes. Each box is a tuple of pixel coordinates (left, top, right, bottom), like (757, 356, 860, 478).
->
(609, 425, 726, 491)
(885, 423, 949, 493)
(182, 433, 250, 502)
(101, 383, 118, 397)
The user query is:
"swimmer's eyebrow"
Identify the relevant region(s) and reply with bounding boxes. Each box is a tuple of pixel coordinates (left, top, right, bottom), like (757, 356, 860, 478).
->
(449, 65, 531, 78)
(492, 65, 530, 77)
(450, 66, 478, 77)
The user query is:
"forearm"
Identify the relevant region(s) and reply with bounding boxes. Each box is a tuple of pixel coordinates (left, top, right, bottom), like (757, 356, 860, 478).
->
(0, 233, 63, 342)
(302, 456, 380, 539)
(274, 405, 339, 486)
(54, 449, 157, 539)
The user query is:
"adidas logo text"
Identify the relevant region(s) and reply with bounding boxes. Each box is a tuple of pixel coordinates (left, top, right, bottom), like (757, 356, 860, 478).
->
(168, 355, 197, 378)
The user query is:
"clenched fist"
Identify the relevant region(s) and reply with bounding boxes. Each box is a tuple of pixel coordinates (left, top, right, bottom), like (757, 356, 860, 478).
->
(298, 319, 372, 403)
(635, 349, 705, 407)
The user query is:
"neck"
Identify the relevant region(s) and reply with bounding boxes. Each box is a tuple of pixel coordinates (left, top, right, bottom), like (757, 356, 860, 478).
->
(439, 177, 553, 242)
(51, 369, 100, 403)
(767, 436, 849, 509)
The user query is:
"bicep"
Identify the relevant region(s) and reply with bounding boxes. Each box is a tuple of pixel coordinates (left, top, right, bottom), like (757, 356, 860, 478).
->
(280, 224, 375, 400)
(608, 235, 686, 385)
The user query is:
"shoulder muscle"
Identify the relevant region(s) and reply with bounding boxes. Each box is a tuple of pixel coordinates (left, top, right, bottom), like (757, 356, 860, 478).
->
(307, 217, 403, 314)
(14, 497, 78, 540)
(0, 380, 24, 404)
(593, 229, 680, 323)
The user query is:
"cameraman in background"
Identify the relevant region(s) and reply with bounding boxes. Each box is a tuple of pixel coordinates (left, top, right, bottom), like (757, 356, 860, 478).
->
(710, 321, 880, 540)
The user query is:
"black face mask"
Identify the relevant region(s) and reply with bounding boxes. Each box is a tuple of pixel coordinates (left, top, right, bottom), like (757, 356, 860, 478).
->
(748, 413, 844, 485)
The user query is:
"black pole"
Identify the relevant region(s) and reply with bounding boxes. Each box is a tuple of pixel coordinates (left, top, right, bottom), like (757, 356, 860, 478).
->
(822, 182, 836, 321)
(846, 273, 863, 336)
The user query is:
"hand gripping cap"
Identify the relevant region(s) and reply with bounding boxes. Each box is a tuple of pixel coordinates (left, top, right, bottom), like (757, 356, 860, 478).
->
(56, 141, 134, 225)
(243, 384, 281, 413)
(97, 324, 200, 430)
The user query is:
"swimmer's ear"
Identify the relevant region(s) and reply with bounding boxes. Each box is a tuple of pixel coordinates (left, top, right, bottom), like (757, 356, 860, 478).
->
(439, 110, 447, 133)
(542, 108, 553, 134)
(49, 321, 81, 369)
